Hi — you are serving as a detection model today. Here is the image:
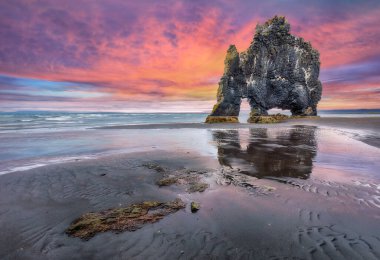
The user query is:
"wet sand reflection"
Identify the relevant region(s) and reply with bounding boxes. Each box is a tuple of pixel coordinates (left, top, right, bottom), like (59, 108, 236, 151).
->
(212, 126, 317, 179)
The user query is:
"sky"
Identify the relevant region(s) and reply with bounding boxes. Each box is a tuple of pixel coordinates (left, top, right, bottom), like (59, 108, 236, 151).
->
(0, 0, 379, 112)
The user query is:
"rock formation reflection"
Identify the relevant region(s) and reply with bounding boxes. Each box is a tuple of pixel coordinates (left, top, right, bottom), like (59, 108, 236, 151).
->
(212, 126, 317, 179)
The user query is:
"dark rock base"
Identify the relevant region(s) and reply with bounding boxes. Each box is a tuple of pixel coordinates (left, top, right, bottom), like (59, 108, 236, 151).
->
(247, 114, 289, 124)
(247, 114, 320, 124)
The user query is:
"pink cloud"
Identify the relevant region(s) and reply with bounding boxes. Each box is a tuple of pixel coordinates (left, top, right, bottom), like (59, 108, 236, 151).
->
(0, 0, 379, 110)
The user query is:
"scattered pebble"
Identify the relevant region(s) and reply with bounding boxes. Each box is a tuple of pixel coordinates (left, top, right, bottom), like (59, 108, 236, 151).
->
(191, 202, 200, 213)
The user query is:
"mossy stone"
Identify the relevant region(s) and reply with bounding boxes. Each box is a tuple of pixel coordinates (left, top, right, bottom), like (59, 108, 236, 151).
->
(66, 199, 185, 240)
(188, 182, 209, 193)
(156, 177, 178, 186)
(190, 202, 200, 213)
(205, 116, 239, 123)
(247, 114, 289, 124)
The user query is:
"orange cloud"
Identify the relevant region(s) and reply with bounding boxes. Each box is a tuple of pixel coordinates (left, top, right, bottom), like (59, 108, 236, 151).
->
(0, 0, 379, 111)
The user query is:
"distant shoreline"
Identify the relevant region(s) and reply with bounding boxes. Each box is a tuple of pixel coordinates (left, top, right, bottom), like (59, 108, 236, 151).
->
(1, 109, 380, 114)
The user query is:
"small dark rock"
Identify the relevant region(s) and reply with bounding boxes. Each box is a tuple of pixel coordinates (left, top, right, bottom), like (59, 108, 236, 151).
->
(191, 202, 200, 213)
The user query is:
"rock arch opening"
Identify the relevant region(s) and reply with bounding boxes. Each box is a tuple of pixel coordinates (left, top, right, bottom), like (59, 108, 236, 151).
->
(238, 98, 251, 122)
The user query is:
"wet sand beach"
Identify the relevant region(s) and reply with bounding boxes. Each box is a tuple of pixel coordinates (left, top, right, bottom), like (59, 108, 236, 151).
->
(0, 117, 380, 259)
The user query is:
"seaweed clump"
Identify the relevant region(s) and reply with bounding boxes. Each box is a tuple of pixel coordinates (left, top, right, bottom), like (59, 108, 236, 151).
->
(142, 162, 166, 172)
(143, 163, 210, 193)
(156, 171, 209, 193)
(156, 177, 178, 186)
(66, 198, 185, 240)
(157, 171, 209, 193)
(188, 182, 209, 192)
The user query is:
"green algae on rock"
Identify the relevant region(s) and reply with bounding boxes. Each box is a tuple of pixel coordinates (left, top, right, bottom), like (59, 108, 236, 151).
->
(156, 177, 178, 186)
(205, 116, 239, 123)
(142, 162, 210, 193)
(156, 172, 209, 193)
(247, 113, 289, 123)
(66, 198, 185, 240)
(142, 162, 166, 173)
(188, 182, 209, 193)
(156, 175, 209, 192)
(143, 162, 210, 193)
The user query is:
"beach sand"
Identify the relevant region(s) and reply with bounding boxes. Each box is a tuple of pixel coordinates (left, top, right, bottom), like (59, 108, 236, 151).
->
(0, 117, 379, 259)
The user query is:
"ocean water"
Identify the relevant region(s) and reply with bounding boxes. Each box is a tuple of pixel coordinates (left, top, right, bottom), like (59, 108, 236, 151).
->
(0, 112, 210, 133)
(1, 110, 379, 132)
(0, 110, 379, 175)
(0, 112, 215, 174)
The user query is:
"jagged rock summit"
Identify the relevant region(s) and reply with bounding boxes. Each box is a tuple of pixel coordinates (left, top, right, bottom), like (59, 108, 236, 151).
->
(206, 16, 322, 123)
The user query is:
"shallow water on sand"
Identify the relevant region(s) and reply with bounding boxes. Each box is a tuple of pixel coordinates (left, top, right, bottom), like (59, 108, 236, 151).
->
(0, 125, 379, 259)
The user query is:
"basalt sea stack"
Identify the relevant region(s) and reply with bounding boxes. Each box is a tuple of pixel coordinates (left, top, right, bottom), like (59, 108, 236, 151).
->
(206, 16, 322, 123)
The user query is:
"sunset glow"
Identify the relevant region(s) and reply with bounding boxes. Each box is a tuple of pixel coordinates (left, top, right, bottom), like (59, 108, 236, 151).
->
(1, 0, 379, 111)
